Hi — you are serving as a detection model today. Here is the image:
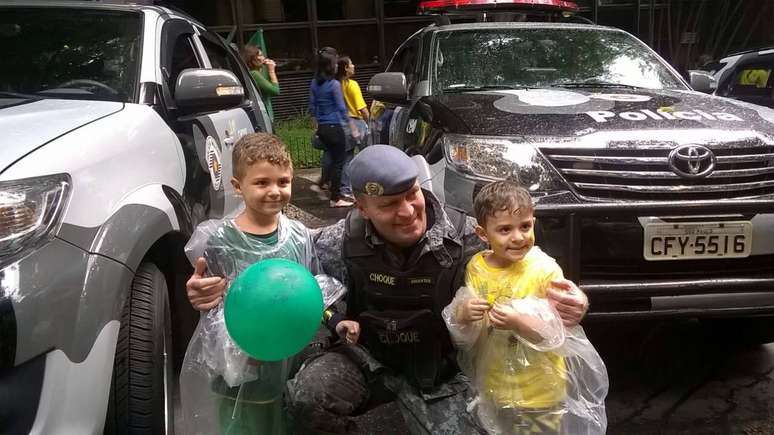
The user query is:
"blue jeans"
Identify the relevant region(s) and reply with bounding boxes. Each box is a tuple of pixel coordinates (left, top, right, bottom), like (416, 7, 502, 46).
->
(316, 124, 347, 201)
(320, 151, 353, 197)
(320, 119, 368, 197)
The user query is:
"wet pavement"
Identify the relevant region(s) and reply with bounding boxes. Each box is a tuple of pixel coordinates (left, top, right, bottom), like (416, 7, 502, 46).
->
(289, 170, 774, 435)
(590, 320, 774, 435)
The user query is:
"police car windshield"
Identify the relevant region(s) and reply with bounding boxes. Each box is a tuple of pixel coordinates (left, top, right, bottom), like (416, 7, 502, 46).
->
(0, 7, 142, 103)
(433, 28, 685, 93)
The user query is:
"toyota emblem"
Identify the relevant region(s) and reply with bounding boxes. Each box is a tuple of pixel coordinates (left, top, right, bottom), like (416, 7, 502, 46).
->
(668, 144, 716, 178)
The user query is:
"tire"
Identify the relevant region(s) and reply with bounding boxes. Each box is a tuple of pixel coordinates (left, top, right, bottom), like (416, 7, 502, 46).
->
(105, 262, 174, 435)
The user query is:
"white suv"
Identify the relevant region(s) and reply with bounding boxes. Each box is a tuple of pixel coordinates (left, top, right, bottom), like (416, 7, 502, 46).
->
(0, 2, 267, 433)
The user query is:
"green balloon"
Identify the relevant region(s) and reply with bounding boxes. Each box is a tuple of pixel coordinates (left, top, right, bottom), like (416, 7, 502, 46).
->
(224, 258, 323, 361)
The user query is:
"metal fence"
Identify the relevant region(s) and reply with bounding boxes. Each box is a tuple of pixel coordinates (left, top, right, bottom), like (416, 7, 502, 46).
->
(279, 131, 322, 169)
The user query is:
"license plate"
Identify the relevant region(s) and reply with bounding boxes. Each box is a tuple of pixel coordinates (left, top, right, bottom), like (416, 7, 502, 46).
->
(643, 221, 752, 261)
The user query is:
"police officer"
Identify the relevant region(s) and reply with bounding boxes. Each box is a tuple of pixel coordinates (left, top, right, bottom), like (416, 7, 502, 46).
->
(186, 145, 589, 434)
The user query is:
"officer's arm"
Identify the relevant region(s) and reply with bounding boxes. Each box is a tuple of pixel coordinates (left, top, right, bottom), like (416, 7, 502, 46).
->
(311, 219, 349, 286)
(313, 220, 350, 332)
(461, 216, 486, 257)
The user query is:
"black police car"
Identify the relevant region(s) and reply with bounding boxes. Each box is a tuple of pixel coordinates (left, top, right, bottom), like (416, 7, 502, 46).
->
(368, 0, 774, 338)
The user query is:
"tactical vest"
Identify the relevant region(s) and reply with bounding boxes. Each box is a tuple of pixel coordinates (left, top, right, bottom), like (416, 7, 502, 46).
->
(343, 205, 468, 391)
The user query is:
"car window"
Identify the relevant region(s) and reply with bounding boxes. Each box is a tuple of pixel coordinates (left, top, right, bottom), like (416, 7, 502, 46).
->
(387, 47, 405, 73)
(388, 37, 419, 89)
(0, 7, 142, 102)
(200, 37, 250, 95)
(700, 60, 725, 75)
(727, 64, 774, 98)
(432, 27, 685, 93)
(168, 34, 200, 96)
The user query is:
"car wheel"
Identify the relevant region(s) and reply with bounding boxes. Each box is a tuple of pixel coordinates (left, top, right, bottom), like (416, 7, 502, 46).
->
(105, 262, 174, 435)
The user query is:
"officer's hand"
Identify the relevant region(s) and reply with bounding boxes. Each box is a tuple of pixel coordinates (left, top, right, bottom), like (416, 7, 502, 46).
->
(547, 279, 588, 327)
(335, 320, 360, 344)
(459, 298, 489, 323)
(186, 257, 226, 311)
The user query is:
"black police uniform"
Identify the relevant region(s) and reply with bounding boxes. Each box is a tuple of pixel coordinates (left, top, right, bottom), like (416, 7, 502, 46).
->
(344, 204, 466, 392)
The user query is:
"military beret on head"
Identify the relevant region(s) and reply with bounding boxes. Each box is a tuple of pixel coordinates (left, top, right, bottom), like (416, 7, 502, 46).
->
(349, 145, 418, 197)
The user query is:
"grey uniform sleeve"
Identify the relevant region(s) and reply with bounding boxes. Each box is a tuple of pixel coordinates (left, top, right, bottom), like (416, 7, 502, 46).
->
(304, 227, 322, 276)
(312, 219, 349, 288)
(462, 216, 486, 258)
(312, 220, 350, 330)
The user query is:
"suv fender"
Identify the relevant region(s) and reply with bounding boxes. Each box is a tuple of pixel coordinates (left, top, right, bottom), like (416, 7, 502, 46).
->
(82, 184, 186, 270)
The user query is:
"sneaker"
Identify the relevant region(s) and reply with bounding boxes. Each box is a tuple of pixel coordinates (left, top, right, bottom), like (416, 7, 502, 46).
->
(330, 199, 354, 208)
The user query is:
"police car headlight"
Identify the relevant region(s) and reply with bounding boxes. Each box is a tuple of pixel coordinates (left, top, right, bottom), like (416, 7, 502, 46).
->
(0, 174, 71, 270)
(442, 134, 568, 194)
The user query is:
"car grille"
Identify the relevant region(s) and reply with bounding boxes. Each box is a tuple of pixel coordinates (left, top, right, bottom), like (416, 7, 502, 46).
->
(540, 137, 774, 201)
(582, 255, 774, 280)
(572, 217, 774, 281)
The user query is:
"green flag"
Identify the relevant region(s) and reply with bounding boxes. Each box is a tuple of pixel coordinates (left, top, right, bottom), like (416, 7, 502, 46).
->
(248, 28, 267, 56)
(247, 28, 269, 80)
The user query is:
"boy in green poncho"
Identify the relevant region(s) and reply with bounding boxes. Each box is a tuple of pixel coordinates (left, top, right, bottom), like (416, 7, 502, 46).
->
(180, 133, 351, 435)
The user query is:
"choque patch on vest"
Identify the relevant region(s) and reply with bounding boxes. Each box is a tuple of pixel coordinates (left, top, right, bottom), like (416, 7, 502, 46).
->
(378, 330, 421, 344)
(369, 273, 396, 286)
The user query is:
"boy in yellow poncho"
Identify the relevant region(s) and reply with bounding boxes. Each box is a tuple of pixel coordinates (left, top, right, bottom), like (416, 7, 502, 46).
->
(443, 181, 608, 435)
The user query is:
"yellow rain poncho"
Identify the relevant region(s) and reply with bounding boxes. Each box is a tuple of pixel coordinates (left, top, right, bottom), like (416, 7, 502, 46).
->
(443, 248, 608, 435)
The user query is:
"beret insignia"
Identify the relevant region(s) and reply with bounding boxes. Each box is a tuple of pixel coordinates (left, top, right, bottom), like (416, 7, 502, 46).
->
(364, 182, 384, 196)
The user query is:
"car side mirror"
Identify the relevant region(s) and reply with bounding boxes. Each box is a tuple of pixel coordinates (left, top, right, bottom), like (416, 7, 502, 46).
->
(689, 70, 717, 94)
(175, 68, 244, 113)
(369, 72, 409, 105)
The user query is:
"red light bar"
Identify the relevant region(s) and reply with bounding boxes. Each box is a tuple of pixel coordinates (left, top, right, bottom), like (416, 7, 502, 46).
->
(419, 0, 579, 13)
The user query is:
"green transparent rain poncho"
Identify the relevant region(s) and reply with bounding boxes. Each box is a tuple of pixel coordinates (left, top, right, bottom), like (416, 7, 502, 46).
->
(179, 213, 344, 435)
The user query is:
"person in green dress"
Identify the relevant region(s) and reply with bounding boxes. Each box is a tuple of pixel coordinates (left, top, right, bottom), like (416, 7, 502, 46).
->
(241, 44, 280, 120)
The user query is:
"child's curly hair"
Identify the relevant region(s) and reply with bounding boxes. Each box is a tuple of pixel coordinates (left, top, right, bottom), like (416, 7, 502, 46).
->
(474, 180, 534, 226)
(232, 132, 292, 179)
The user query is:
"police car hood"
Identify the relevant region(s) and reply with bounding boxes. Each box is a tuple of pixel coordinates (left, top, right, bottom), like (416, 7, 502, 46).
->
(0, 98, 123, 172)
(422, 87, 774, 137)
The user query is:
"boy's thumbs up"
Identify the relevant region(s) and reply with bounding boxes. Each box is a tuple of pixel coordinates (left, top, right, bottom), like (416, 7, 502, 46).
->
(186, 257, 226, 311)
(193, 257, 207, 278)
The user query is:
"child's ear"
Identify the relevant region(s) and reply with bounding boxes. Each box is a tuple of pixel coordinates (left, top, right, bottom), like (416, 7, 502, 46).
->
(474, 225, 489, 244)
(230, 177, 242, 195)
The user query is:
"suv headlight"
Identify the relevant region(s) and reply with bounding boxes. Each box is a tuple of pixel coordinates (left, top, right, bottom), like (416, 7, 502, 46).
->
(442, 134, 568, 194)
(0, 174, 71, 270)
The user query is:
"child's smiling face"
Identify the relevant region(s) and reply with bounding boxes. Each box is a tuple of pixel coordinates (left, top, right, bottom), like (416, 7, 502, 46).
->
(476, 208, 535, 267)
(232, 160, 292, 219)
